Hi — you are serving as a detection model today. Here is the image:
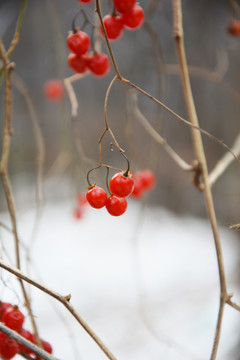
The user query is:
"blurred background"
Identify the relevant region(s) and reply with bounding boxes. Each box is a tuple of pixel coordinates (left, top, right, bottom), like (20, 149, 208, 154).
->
(0, 0, 239, 219)
(0, 0, 240, 360)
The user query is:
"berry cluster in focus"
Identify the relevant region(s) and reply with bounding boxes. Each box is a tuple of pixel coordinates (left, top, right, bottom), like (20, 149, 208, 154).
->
(67, 29, 110, 76)
(0, 302, 52, 360)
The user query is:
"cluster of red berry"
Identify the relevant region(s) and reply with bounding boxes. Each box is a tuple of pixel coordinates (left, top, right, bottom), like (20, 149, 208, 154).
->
(86, 168, 155, 216)
(67, 29, 110, 76)
(0, 302, 52, 360)
(227, 19, 240, 36)
(100, 0, 145, 41)
(86, 171, 134, 216)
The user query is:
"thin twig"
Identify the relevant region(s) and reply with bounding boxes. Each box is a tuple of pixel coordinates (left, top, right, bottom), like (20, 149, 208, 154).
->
(172, 1, 227, 359)
(0, 259, 118, 360)
(0, 323, 59, 360)
(127, 89, 193, 171)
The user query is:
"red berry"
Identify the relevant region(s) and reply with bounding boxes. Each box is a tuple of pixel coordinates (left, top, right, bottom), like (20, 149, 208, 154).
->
(105, 195, 127, 216)
(33, 338, 53, 359)
(114, 0, 136, 14)
(44, 80, 64, 102)
(77, 192, 88, 206)
(0, 303, 11, 321)
(73, 208, 84, 220)
(79, 0, 93, 3)
(100, 14, 124, 40)
(87, 53, 110, 77)
(227, 20, 240, 36)
(0, 332, 19, 360)
(109, 172, 134, 197)
(122, 4, 144, 30)
(18, 328, 34, 355)
(138, 169, 156, 191)
(130, 175, 144, 199)
(67, 31, 90, 56)
(68, 53, 88, 73)
(86, 186, 108, 209)
(3, 305, 25, 332)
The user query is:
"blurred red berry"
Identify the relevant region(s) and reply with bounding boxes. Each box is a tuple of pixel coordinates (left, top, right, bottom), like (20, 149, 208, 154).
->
(138, 169, 156, 191)
(3, 306, 25, 332)
(68, 53, 88, 73)
(100, 14, 124, 40)
(87, 53, 110, 76)
(130, 175, 144, 199)
(105, 195, 127, 216)
(79, 0, 93, 3)
(0, 332, 19, 360)
(44, 80, 64, 102)
(18, 328, 34, 355)
(86, 186, 108, 208)
(73, 208, 84, 220)
(67, 30, 90, 56)
(0, 302, 11, 321)
(77, 192, 88, 206)
(122, 4, 144, 30)
(114, 0, 136, 14)
(227, 20, 240, 36)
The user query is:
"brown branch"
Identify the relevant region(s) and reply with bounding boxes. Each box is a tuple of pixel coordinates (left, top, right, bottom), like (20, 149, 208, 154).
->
(0, 323, 58, 360)
(172, 1, 227, 359)
(0, 259, 118, 360)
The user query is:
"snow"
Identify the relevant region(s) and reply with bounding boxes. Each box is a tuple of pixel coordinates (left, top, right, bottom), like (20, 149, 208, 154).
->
(0, 196, 239, 360)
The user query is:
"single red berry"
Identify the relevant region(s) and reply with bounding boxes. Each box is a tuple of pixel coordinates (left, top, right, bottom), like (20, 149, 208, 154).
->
(67, 30, 90, 56)
(79, 0, 93, 3)
(73, 208, 84, 220)
(87, 53, 110, 77)
(44, 80, 64, 102)
(100, 14, 124, 40)
(77, 192, 88, 206)
(122, 4, 144, 30)
(18, 328, 34, 355)
(109, 172, 134, 198)
(3, 305, 25, 332)
(114, 0, 136, 14)
(68, 53, 88, 73)
(227, 20, 240, 36)
(0, 302, 11, 321)
(0, 332, 19, 360)
(105, 195, 127, 216)
(138, 169, 156, 191)
(86, 186, 108, 209)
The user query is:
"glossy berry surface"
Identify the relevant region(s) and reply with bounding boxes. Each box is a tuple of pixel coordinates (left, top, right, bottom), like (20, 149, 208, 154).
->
(114, 0, 136, 14)
(86, 186, 108, 208)
(100, 14, 124, 40)
(0, 332, 19, 360)
(18, 328, 34, 355)
(67, 31, 90, 56)
(44, 80, 64, 101)
(3, 306, 25, 332)
(122, 4, 144, 30)
(227, 20, 240, 36)
(105, 195, 127, 216)
(68, 53, 88, 73)
(87, 53, 110, 76)
(109, 172, 134, 197)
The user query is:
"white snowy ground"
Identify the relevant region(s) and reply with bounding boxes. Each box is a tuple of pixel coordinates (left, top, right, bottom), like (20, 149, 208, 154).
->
(0, 190, 240, 360)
